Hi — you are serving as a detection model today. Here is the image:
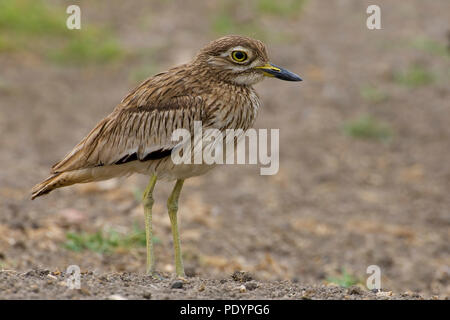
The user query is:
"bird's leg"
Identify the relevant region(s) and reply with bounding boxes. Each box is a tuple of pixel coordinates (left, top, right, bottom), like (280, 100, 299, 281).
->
(142, 175, 158, 275)
(167, 179, 185, 277)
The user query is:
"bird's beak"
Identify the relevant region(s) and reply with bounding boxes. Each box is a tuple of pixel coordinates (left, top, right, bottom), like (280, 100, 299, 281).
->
(255, 63, 302, 82)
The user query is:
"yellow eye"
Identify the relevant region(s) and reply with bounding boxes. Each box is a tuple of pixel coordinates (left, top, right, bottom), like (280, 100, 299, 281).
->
(231, 50, 248, 62)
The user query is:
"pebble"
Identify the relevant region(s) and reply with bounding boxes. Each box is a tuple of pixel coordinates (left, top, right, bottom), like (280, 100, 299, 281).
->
(376, 290, 393, 297)
(142, 291, 152, 299)
(245, 282, 258, 291)
(239, 285, 246, 293)
(47, 274, 58, 281)
(231, 271, 253, 283)
(347, 286, 363, 295)
(171, 281, 183, 289)
(108, 294, 127, 300)
(198, 284, 206, 292)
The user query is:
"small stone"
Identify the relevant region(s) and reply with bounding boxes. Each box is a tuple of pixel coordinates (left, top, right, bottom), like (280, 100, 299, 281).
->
(347, 285, 363, 295)
(52, 270, 61, 276)
(403, 290, 421, 298)
(239, 285, 246, 293)
(231, 271, 253, 283)
(198, 284, 206, 292)
(376, 290, 393, 297)
(47, 274, 58, 280)
(171, 281, 183, 289)
(245, 282, 258, 291)
(142, 291, 152, 299)
(108, 294, 127, 300)
(99, 275, 109, 282)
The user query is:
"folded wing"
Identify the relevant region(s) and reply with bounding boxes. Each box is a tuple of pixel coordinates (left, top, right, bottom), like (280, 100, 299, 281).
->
(51, 95, 204, 173)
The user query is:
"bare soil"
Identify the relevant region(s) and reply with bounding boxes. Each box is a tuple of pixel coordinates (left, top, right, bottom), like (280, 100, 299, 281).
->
(0, 269, 426, 300)
(0, 0, 449, 299)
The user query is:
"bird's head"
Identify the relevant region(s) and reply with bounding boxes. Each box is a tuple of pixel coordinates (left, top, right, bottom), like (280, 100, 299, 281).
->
(194, 35, 302, 86)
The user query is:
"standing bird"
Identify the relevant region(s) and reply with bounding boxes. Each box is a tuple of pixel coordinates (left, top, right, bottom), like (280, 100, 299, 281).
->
(31, 35, 302, 277)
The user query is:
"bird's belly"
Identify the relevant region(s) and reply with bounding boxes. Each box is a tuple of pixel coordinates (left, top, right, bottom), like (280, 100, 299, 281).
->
(125, 92, 260, 181)
(128, 156, 217, 181)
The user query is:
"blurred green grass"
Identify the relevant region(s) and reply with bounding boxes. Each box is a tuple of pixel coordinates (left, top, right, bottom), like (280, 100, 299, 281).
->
(257, 0, 306, 16)
(64, 225, 160, 253)
(0, 0, 123, 64)
(48, 30, 123, 64)
(0, 0, 67, 36)
(212, 0, 306, 40)
(343, 115, 392, 141)
(393, 65, 435, 88)
(326, 269, 361, 288)
(212, 11, 265, 39)
(411, 37, 449, 58)
(360, 85, 389, 104)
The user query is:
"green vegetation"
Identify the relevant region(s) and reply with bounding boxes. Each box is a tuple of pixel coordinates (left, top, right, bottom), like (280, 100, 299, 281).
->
(48, 30, 123, 64)
(0, 0, 67, 36)
(393, 65, 434, 88)
(0, 0, 66, 53)
(327, 269, 360, 288)
(360, 85, 388, 103)
(257, 0, 306, 17)
(212, 0, 307, 39)
(411, 37, 449, 58)
(343, 115, 392, 141)
(64, 225, 159, 253)
(0, 0, 123, 64)
(212, 12, 265, 39)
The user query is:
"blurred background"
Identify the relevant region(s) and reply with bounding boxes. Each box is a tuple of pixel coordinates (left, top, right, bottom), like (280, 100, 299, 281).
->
(0, 0, 448, 297)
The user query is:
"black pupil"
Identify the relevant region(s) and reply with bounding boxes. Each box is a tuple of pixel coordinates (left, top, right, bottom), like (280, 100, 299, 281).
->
(234, 51, 245, 60)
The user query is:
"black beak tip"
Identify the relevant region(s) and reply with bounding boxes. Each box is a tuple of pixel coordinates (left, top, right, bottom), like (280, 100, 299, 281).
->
(261, 64, 303, 82)
(273, 65, 303, 82)
(277, 72, 303, 82)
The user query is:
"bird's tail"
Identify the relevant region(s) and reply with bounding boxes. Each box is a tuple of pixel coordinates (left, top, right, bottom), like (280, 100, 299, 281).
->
(31, 164, 136, 200)
(31, 169, 97, 200)
(31, 172, 73, 200)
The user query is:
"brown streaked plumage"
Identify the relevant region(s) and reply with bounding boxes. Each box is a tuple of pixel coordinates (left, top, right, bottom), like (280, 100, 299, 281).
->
(31, 35, 302, 277)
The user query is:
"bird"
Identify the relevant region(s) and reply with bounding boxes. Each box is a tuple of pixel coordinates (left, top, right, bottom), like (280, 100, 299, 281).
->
(31, 35, 302, 277)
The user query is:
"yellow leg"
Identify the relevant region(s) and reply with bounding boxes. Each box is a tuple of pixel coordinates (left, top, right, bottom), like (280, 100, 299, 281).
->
(167, 179, 185, 277)
(143, 175, 157, 275)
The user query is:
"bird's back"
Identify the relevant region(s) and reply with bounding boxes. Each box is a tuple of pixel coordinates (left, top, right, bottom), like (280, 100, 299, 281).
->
(31, 63, 260, 198)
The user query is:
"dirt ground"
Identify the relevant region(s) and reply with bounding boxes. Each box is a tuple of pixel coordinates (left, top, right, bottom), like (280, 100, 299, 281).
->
(0, 269, 429, 300)
(0, 0, 449, 300)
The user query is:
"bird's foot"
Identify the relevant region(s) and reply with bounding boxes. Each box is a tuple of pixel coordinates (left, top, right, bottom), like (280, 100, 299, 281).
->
(146, 271, 165, 281)
(176, 275, 188, 282)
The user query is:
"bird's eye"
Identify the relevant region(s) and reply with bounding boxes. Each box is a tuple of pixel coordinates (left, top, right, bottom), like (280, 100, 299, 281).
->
(231, 50, 248, 62)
